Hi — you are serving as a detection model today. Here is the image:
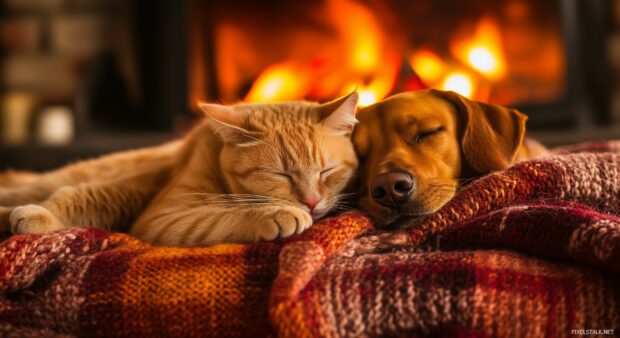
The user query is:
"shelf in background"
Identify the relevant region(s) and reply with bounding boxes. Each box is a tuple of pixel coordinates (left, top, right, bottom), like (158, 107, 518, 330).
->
(0, 132, 177, 171)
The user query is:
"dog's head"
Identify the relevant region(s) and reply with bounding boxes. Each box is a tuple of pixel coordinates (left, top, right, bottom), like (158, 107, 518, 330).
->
(353, 89, 527, 226)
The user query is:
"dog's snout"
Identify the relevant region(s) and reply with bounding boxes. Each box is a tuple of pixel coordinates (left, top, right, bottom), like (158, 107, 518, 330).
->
(370, 170, 416, 207)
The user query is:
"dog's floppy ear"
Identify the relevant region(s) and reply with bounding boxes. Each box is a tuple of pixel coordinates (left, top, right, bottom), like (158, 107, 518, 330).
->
(430, 89, 527, 174)
(352, 105, 374, 158)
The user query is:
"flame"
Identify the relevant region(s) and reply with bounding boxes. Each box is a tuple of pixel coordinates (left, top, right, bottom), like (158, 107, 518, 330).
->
(351, 40, 379, 74)
(357, 88, 378, 107)
(348, 79, 391, 107)
(452, 18, 506, 80)
(344, 82, 383, 107)
(337, 1, 381, 73)
(244, 0, 390, 103)
(410, 49, 445, 84)
(344, 53, 397, 107)
(344, 81, 388, 107)
(468, 47, 499, 75)
(245, 63, 307, 102)
(441, 72, 474, 98)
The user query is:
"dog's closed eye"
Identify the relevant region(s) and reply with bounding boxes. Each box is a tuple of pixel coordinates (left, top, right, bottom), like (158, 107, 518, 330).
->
(414, 127, 445, 143)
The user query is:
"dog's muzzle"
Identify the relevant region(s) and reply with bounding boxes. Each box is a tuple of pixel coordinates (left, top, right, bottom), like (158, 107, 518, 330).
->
(370, 169, 416, 208)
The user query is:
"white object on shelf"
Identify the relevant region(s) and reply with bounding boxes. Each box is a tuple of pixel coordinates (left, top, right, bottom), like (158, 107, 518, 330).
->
(37, 106, 74, 145)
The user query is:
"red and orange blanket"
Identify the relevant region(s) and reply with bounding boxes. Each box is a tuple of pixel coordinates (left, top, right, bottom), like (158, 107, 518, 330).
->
(1, 141, 619, 337)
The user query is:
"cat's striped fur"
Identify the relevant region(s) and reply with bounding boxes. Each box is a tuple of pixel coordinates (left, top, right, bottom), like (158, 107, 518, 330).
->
(0, 93, 359, 245)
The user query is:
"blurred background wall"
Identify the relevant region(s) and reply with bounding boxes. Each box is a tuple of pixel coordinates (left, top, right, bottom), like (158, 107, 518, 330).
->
(0, 0, 185, 170)
(0, 0, 618, 171)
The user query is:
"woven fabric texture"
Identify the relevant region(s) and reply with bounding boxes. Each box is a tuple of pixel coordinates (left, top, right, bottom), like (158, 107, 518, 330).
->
(1, 141, 620, 337)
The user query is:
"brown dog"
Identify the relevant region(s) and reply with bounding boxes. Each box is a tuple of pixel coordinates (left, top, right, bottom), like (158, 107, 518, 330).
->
(353, 89, 547, 226)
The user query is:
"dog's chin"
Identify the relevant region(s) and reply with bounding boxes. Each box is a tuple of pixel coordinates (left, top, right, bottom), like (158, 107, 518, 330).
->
(364, 199, 447, 229)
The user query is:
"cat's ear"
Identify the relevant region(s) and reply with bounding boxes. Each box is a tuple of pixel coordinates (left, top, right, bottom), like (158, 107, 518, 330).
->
(198, 102, 250, 143)
(320, 92, 359, 136)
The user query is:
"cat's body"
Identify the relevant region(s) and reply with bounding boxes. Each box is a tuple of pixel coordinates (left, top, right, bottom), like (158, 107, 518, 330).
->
(0, 94, 359, 245)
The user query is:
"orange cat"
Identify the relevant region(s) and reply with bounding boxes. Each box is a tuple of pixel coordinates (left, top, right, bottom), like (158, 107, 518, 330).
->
(0, 93, 359, 245)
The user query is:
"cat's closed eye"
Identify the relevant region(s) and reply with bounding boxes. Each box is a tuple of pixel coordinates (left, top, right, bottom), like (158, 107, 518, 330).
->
(274, 172, 293, 181)
(320, 167, 336, 177)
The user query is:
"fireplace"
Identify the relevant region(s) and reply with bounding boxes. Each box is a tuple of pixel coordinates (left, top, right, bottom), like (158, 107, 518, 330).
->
(0, 0, 614, 171)
(186, 0, 612, 130)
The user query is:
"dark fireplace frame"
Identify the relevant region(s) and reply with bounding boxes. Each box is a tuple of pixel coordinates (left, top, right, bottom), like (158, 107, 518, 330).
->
(516, 0, 612, 130)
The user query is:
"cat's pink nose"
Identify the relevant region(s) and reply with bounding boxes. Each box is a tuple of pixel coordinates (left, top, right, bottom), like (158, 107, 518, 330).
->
(302, 195, 322, 211)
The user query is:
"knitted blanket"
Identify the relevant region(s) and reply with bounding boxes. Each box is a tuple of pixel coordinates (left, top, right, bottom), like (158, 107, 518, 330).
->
(1, 141, 619, 337)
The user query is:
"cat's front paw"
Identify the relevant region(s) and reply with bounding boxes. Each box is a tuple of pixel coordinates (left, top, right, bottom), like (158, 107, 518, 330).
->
(257, 206, 313, 241)
(10, 204, 65, 234)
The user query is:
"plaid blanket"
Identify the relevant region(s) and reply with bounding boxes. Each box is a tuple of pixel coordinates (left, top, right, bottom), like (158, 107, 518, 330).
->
(1, 141, 619, 337)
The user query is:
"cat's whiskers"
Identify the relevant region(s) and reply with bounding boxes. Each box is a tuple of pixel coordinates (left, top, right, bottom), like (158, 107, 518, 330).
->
(179, 192, 295, 207)
(334, 192, 356, 198)
(327, 193, 357, 213)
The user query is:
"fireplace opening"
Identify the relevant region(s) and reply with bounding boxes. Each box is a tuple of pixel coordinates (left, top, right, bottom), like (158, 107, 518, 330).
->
(195, 1, 564, 105)
(188, 0, 610, 129)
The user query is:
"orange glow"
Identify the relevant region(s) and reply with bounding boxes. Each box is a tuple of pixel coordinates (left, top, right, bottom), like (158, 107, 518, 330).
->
(410, 49, 445, 84)
(357, 88, 378, 107)
(197, 0, 566, 110)
(336, 1, 382, 73)
(350, 40, 379, 73)
(441, 72, 475, 98)
(452, 18, 506, 80)
(346, 78, 392, 107)
(344, 83, 382, 107)
(343, 81, 386, 107)
(468, 47, 499, 74)
(245, 63, 307, 102)
(344, 54, 397, 107)
(242, 0, 392, 103)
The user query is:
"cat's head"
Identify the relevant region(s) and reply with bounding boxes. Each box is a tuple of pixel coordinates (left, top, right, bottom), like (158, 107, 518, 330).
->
(199, 93, 359, 220)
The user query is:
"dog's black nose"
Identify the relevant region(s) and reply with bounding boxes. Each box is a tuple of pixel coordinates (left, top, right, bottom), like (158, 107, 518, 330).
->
(370, 170, 416, 207)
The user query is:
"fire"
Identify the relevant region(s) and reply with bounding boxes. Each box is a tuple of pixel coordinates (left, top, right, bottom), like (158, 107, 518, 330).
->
(242, 6, 509, 106)
(343, 53, 398, 107)
(441, 72, 474, 98)
(357, 89, 378, 107)
(352, 77, 393, 107)
(468, 47, 499, 75)
(350, 35, 380, 74)
(407, 17, 507, 100)
(244, 0, 394, 106)
(337, 0, 382, 74)
(198, 0, 565, 112)
(343, 81, 387, 107)
(245, 63, 307, 102)
(452, 18, 506, 80)
(410, 49, 445, 84)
